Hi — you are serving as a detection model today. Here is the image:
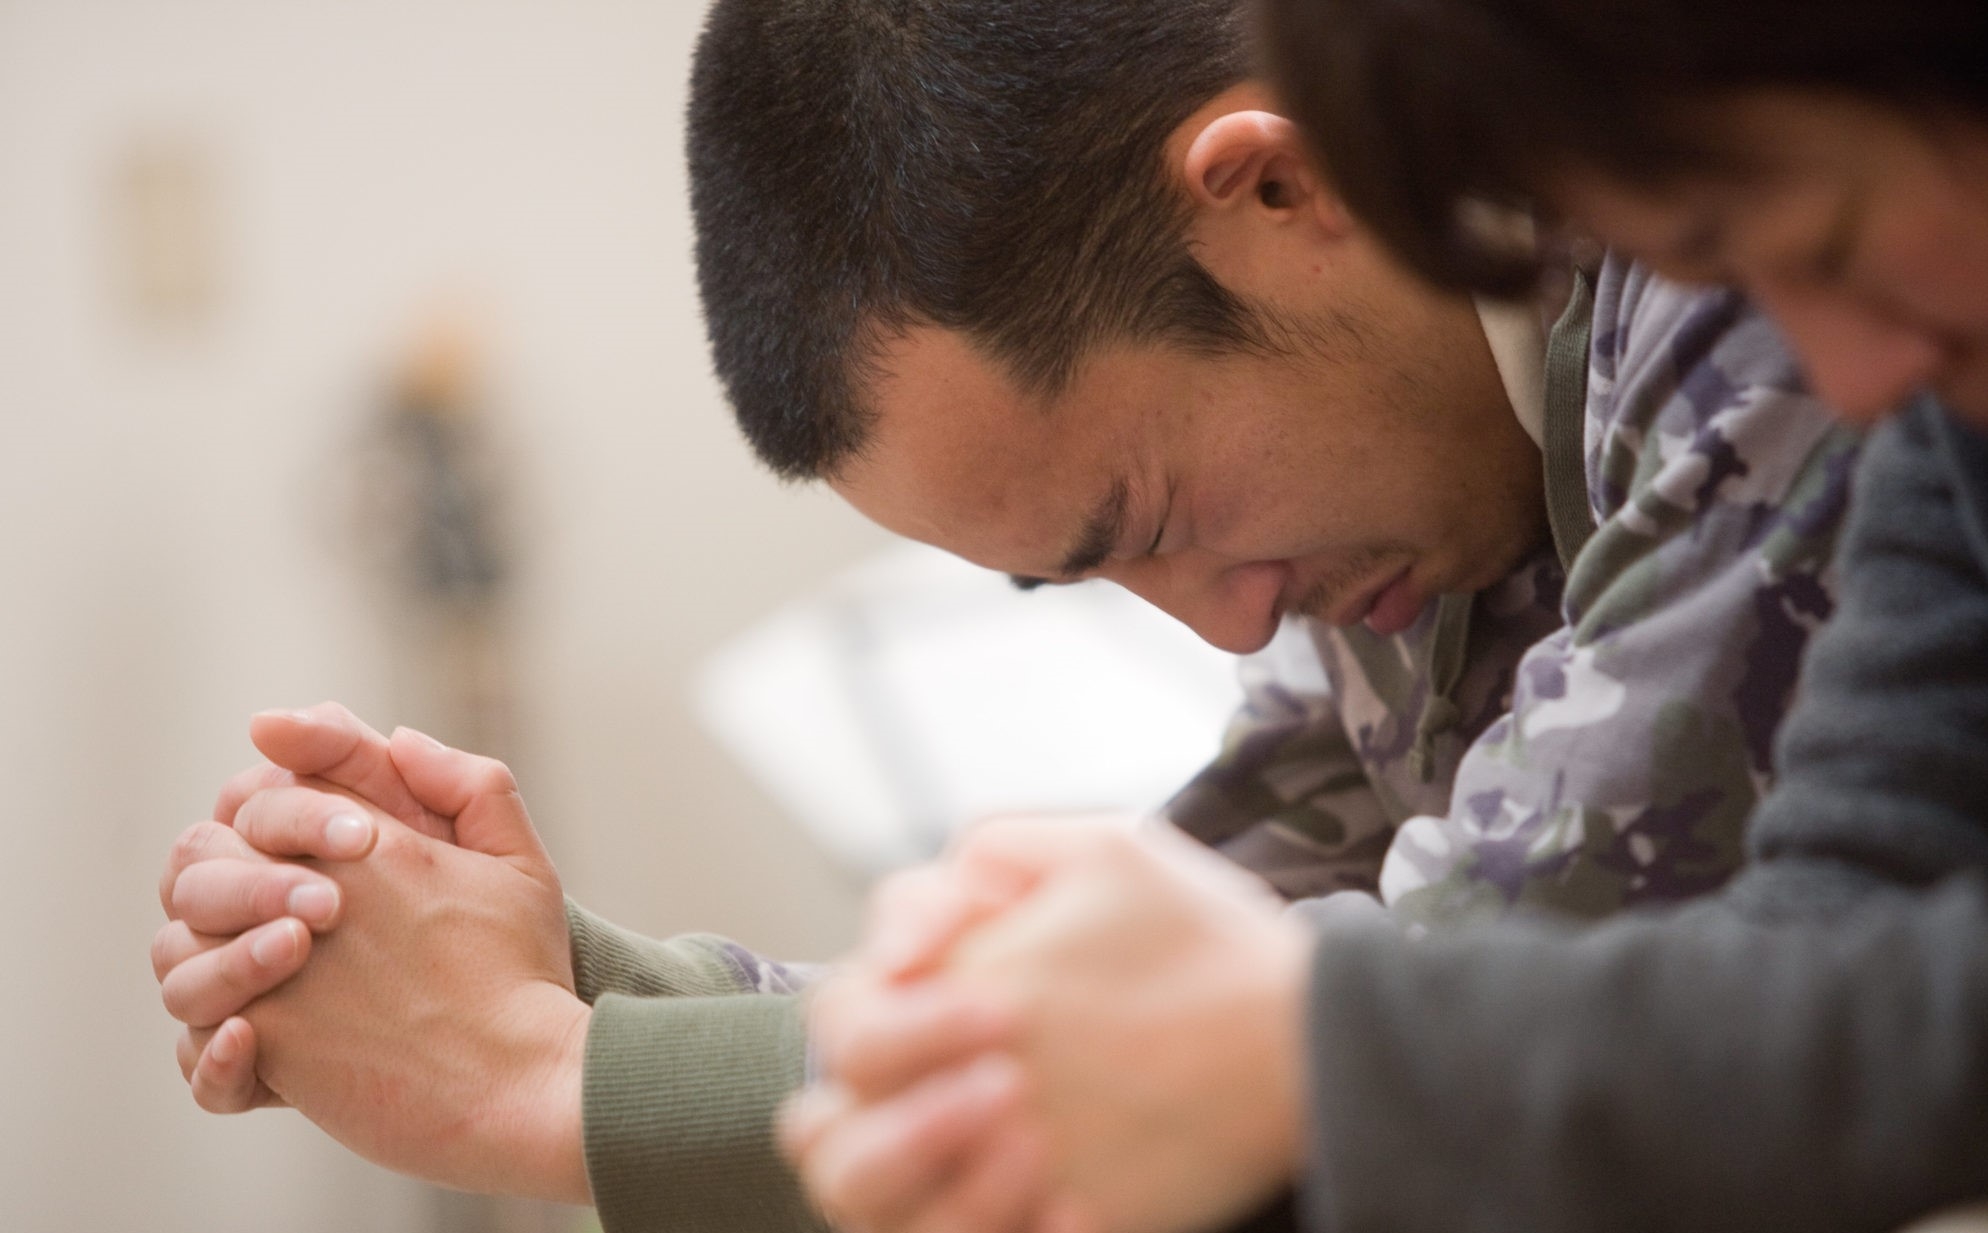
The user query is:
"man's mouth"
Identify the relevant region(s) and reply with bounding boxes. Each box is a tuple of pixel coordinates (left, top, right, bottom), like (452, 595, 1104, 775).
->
(1327, 563, 1423, 636)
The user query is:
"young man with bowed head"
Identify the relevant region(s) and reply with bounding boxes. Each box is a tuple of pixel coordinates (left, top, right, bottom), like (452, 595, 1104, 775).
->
(151, 1, 1858, 1229)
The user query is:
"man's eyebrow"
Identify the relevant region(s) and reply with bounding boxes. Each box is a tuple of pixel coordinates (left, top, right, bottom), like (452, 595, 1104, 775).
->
(1056, 477, 1129, 579)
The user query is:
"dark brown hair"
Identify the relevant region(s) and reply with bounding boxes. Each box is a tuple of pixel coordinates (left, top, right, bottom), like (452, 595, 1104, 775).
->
(690, 0, 1260, 480)
(1257, 0, 1988, 296)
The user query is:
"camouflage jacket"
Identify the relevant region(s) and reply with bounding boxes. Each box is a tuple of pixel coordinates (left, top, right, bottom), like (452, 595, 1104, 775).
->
(1167, 255, 1862, 931)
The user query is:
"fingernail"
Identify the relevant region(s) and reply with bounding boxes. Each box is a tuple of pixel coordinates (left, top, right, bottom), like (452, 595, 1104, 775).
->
(250, 921, 300, 967)
(287, 882, 337, 923)
(208, 1024, 238, 1066)
(323, 814, 373, 858)
(256, 708, 316, 723)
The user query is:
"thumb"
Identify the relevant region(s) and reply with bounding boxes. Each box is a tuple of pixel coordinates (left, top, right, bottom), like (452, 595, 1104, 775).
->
(248, 703, 453, 841)
(868, 814, 1128, 980)
(949, 814, 1136, 895)
(387, 727, 548, 864)
(864, 857, 1035, 982)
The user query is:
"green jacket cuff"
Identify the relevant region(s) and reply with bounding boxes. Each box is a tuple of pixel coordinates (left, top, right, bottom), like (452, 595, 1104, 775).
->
(565, 899, 761, 1003)
(583, 992, 829, 1233)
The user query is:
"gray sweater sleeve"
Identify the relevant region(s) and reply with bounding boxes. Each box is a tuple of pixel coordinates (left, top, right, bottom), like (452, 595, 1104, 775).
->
(1301, 404, 1988, 1233)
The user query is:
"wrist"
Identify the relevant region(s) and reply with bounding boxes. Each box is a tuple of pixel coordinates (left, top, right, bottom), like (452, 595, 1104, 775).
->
(495, 986, 594, 1204)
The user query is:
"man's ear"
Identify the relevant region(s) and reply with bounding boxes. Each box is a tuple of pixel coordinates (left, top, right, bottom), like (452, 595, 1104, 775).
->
(1181, 110, 1352, 236)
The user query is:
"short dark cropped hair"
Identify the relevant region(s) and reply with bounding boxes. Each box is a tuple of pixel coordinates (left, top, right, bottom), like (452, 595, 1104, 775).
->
(689, 0, 1257, 480)
(1257, 0, 1988, 297)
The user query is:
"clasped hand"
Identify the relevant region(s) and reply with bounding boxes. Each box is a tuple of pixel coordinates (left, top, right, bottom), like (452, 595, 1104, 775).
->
(784, 816, 1315, 1233)
(150, 704, 592, 1204)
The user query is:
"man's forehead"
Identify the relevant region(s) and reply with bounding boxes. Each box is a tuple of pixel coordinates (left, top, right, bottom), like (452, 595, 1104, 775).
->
(837, 327, 1131, 576)
(831, 457, 1116, 581)
(858, 327, 1051, 474)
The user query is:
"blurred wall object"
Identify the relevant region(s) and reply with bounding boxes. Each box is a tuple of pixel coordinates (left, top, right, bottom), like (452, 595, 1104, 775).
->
(348, 303, 519, 757)
(110, 132, 224, 332)
(344, 306, 568, 1233)
(695, 544, 1245, 874)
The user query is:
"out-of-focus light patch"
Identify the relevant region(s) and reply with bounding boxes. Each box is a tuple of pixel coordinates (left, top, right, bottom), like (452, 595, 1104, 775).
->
(693, 543, 1244, 875)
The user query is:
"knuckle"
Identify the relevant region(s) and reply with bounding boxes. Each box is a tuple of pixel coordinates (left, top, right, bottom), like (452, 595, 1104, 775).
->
(204, 963, 256, 1018)
(163, 942, 257, 1027)
(250, 868, 298, 920)
(166, 870, 204, 922)
(151, 921, 193, 981)
(160, 975, 197, 1025)
(164, 828, 205, 878)
(236, 787, 323, 853)
(215, 765, 288, 820)
(469, 755, 520, 797)
(217, 938, 262, 993)
(170, 863, 254, 927)
(166, 822, 230, 878)
(228, 792, 269, 844)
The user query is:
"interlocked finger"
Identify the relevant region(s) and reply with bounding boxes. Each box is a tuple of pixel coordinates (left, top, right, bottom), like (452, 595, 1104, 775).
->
(170, 858, 343, 935)
(903, 1121, 1052, 1233)
(812, 976, 1017, 1101)
(231, 784, 379, 863)
(213, 763, 295, 829)
(799, 1057, 1027, 1233)
(188, 1018, 279, 1113)
(159, 918, 310, 1029)
(159, 821, 261, 915)
(151, 919, 230, 983)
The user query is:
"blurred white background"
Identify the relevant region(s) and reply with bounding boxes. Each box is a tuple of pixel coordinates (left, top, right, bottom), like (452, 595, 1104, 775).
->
(0, 2, 1239, 1230)
(0, 2, 893, 1228)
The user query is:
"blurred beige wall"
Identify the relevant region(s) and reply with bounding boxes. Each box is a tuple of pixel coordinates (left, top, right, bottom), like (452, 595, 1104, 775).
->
(0, 1, 884, 1228)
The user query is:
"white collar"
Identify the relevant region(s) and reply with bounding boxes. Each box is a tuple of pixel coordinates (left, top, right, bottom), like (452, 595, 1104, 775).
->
(1475, 297, 1548, 449)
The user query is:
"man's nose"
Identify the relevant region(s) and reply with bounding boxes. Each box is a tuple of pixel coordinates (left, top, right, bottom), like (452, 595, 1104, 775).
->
(1105, 555, 1288, 655)
(1756, 281, 1946, 424)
